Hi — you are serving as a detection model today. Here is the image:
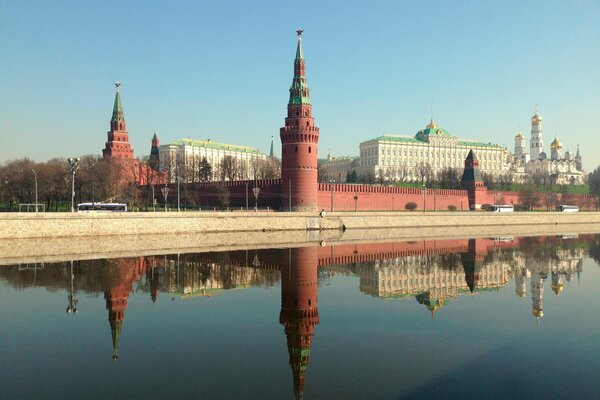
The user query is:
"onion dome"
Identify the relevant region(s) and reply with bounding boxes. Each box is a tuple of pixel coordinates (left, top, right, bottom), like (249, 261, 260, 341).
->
(531, 111, 542, 123)
(515, 131, 525, 140)
(552, 283, 564, 296)
(564, 150, 572, 160)
(539, 151, 547, 161)
(550, 137, 563, 150)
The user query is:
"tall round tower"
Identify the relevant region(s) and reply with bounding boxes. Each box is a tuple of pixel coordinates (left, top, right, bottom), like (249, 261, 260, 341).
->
(530, 110, 543, 160)
(280, 30, 320, 212)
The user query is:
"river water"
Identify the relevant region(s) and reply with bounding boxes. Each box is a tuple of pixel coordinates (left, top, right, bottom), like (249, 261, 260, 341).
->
(1, 234, 599, 399)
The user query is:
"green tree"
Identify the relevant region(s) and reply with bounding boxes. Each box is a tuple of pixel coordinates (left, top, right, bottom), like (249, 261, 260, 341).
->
(588, 166, 600, 195)
(199, 157, 213, 182)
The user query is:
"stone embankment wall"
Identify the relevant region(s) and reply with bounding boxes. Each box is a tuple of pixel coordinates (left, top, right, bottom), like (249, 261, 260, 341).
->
(1, 211, 600, 240)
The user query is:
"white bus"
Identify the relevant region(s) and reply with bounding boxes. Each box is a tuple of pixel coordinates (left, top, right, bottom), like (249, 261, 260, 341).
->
(77, 203, 127, 212)
(557, 205, 578, 212)
(489, 204, 514, 212)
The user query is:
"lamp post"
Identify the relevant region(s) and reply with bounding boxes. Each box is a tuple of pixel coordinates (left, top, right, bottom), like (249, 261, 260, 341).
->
(161, 185, 170, 212)
(177, 175, 181, 212)
(422, 184, 426, 212)
(67, 158, 79, 212)
(354, 194, 358, 212)
(252, 187, 260, 211)
(151, 184, 156, 212)
(66, 260, 78, 314)
(329, 179, 335, 212)
(31, 169, 38, 213)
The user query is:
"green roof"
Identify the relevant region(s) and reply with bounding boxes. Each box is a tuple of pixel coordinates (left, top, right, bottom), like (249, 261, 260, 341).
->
(366, 134, 502, 149)
(111, 90, 124, 123)
(416, 127, 451, 138)
(169, 138, 264, 154)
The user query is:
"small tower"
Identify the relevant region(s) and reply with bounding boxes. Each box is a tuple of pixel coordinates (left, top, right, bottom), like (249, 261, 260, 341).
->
(530, 110, 543, 160)
(280, 30, 320, 212)
(149, 132, 160, 171)
(575, 145, 583, 171)
(550, 137, 562, 161)
(461, 150, 487, 210)
(269, 136, 275, 158)
(102, 82, 134, 160)
(514, 131, 526, 164)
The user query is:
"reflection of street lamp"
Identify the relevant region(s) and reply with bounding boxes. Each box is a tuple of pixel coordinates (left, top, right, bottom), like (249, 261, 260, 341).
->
(68, 158, 79, 212)
(329, 179, 335, 212)
(31, 169, 38, 212)
(161, 185, 170, 212)
(66, 260, 78, 314)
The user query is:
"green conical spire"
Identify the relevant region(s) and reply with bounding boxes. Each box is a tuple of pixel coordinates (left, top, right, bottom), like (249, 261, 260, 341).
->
(111, 81, 124, 124)
(295, 29, 304, 60)
(289, 30, 310, 106)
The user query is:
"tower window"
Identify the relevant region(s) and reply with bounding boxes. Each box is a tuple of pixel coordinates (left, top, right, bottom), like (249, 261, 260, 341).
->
(295, 146, 298, 153)
(309, 147, 311, 153)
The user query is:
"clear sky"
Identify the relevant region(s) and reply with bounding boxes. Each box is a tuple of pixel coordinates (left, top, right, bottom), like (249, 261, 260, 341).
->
(1, 1, 599, 171)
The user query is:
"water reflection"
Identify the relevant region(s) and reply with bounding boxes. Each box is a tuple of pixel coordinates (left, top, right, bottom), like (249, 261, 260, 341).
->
(1, 234, 599, 399)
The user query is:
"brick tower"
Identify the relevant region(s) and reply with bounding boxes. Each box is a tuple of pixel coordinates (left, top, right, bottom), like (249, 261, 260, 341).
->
(279, 247, 320, 399)
(461, 150, 487, 210)
(280, 30, 320, 212)
(149, 132, 160, 171)
(102, 82, 134, 160)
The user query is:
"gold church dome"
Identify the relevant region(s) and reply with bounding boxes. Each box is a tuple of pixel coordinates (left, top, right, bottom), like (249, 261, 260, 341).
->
(550, 137, 563, 150)
(531, 112, 542, 122)
(515, 131, 525, 140)
(533, 308, 544, 318)
(552, 283, 564, 296)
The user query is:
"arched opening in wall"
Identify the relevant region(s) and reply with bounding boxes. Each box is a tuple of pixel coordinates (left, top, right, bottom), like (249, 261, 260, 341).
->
(295, 146, 298, 153)
(306, 121, 309, 127)
(309, 147, 312, 153)
(296, 111, 299, 116)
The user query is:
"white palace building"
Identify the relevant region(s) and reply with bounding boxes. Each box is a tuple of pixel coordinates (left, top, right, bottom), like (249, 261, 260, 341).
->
(321, 111, 586, 185)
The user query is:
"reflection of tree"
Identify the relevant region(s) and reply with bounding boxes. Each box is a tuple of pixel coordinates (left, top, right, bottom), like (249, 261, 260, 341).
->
(589, 237, 600, 266)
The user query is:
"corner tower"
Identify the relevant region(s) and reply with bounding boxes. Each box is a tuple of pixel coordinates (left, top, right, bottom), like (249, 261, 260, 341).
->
(280, 30, 320, 211)
(102, 82, 134, 160)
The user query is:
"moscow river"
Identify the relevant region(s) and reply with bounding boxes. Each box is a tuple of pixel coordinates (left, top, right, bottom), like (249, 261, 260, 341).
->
(1, 234, 600, 399)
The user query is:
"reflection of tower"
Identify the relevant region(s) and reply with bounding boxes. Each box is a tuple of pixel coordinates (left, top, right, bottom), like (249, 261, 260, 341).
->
(531, 270, 547, 322)
(551, 272, 564, 296)
(514, 268, 528, 298)
(280, 30, 320, 211)
(104, 258, 147, 360)
(279, 247, 320, 400)
(66, 260, 79, 314)
(530, 110, 543, 160)
(461, 239, 484, 292)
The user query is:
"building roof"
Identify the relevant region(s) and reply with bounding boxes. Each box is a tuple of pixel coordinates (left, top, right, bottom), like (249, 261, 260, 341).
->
(366, 134, 501, 148)
(166, 138, 264, 154)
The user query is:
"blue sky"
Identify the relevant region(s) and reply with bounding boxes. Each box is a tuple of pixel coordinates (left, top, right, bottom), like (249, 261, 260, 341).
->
(1, 1, 599, 170)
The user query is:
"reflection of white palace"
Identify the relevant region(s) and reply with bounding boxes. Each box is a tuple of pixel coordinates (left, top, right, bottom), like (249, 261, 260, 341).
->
(336, 245, 585, 321)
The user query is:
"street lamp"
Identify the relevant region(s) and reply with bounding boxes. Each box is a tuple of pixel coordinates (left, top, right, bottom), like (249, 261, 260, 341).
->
(354, 193, 358, 212)
(67, 158, 79, 212)
(161, 185, 170, 212)
(422, 184, 426, 212)
(329, 179, 335, 212)
(177, 175, 181, 212)
(31, 169, 38, 213)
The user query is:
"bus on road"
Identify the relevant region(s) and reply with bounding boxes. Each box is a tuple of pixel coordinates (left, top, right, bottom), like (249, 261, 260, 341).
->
(557, 205, 579, 212)
(489, 204, 514, 212)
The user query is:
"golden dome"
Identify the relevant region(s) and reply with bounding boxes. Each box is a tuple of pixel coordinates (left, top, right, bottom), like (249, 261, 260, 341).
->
(516, 290, 526, 298)
(426, 118, 437, 129)
(532, 308, 544, 318)
(552, 283, 564, 296)
(515, 131, 525, 140)
(531, 112, 542, 123)
(550, 137, 563, 150)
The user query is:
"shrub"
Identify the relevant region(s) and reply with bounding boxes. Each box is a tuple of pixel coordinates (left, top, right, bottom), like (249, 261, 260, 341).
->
(447, 205, 457, 211)
(405, 202, 418, 211)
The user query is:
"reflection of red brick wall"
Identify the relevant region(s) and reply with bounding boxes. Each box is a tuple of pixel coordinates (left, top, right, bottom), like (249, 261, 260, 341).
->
(483, 190, 599, 211)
